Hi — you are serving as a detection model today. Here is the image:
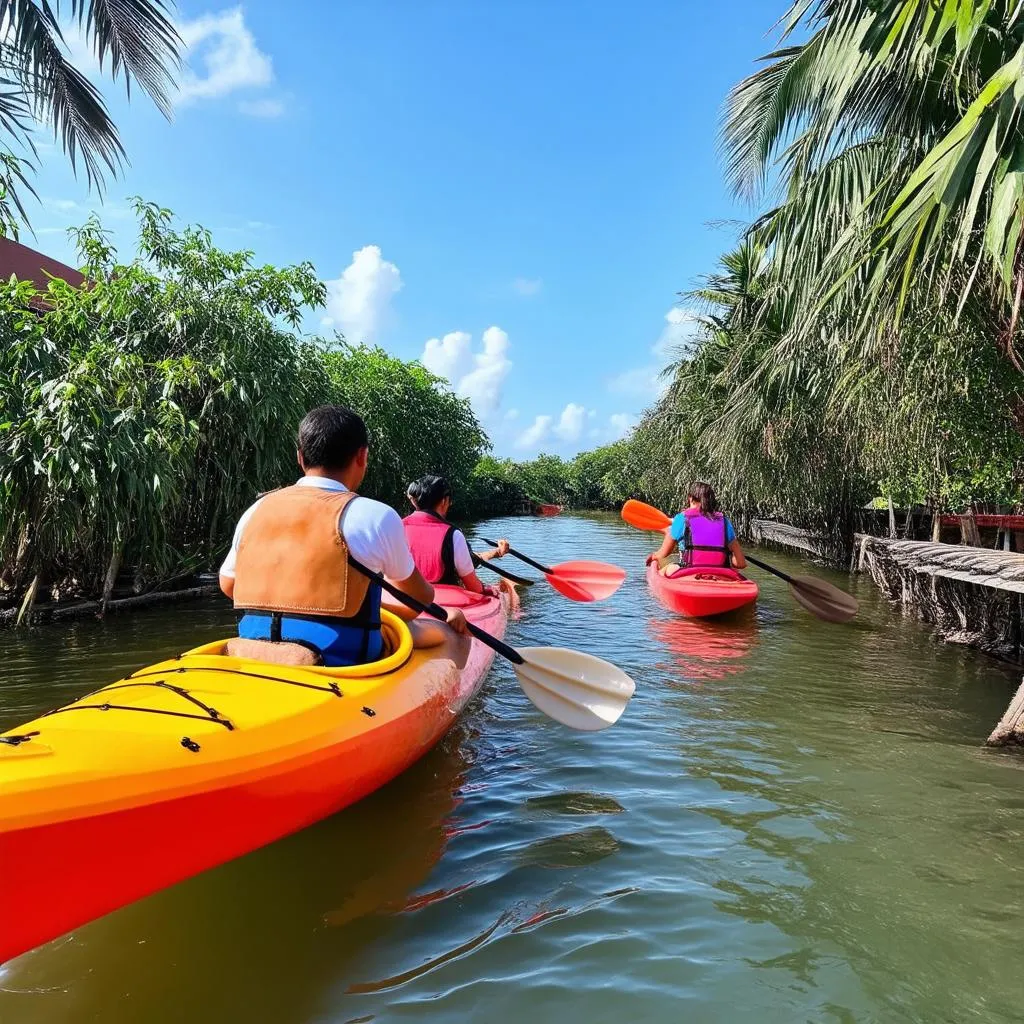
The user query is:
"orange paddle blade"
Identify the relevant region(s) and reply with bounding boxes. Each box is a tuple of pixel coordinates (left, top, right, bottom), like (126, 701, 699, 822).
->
(545, 560, 627, 602)
(621, 499, 672, 532)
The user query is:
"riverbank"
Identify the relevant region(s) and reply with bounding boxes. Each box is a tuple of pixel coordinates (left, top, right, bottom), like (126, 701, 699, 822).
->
(733, 517, 1024, 744)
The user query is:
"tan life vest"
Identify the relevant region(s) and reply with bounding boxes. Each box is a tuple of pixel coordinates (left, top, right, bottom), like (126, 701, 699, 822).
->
(231, 485, 371, 617)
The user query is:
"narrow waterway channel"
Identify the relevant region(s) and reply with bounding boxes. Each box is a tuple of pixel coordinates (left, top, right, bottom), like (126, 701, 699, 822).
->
(2, 513, 1023, 1023)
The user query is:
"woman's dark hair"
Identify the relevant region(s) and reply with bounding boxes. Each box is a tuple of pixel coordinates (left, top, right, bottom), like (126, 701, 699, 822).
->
(688, 481, 721, 519)
(297, 405, 369, 471)
(407, 474, 452, 512)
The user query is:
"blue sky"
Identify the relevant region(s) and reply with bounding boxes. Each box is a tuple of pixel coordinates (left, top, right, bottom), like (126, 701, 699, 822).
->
(29, 1, 777, 457)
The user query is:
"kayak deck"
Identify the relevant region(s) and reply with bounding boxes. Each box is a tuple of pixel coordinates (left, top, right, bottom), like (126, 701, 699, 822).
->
(647, 562, 758, 619)
(0, 588, 508, 964)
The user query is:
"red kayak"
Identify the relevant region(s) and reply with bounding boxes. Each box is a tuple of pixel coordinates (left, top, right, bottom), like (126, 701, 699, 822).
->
(647, 563, 758, 618)
(536, 503, 563, 517)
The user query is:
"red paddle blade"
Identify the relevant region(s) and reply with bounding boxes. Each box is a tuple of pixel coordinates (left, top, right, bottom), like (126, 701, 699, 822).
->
(546, 560, 627, 602)
(621, 499, 672, 532)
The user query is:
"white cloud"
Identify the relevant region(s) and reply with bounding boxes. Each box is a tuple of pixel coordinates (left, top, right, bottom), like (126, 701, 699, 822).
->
(422, 330, 472, 382)
(177, 8, 274, 105)
(45, 198, 80, 213)
(239, 97, 286, 118)
(460, 327, 512, 411)
(654, 306, 699, 358)
(323, 245, 403, 343)
(609, 412, 638, 439)
(517, 414, 553, 449)
(58, 8, 282, 113)
(505, 408, 520, 421)
(512, 276, 542, 297)
(554, 402, 588, 442)
(421, 326, 512, 419)
(608, 306, 700, 398)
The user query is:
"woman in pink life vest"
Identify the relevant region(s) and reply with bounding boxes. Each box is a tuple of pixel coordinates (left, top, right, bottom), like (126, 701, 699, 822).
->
(645, 481, 747, 575)
(403, 475, 515, 600)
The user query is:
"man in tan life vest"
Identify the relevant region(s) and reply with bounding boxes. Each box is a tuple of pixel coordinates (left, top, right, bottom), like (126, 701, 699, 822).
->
(218, 405, 468, 666)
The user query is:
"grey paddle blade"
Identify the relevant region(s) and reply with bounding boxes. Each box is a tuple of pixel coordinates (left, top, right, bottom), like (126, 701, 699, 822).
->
(789, 575, 858, 623)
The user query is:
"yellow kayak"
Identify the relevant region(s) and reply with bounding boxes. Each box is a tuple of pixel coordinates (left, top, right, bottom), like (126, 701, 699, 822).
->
(0, 586, 508, 964)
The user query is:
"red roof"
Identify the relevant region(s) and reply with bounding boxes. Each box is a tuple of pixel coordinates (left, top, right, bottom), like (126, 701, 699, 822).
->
(0, 236, 84, 310)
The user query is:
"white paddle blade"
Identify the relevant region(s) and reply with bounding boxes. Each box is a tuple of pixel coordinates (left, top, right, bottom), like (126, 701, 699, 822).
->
(513, 646, 636, 731)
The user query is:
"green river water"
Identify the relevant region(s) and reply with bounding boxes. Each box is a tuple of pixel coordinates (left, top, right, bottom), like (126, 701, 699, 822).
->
(2, 513, 1024, 1023)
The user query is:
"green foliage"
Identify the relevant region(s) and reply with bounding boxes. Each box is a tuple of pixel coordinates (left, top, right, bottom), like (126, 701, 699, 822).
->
(457, 457, 530, 519)
(458, 443, 639, 518)
(611, 0, 1024, 536)
(324, 343, 487, 510)
(0, 202, 488, 605)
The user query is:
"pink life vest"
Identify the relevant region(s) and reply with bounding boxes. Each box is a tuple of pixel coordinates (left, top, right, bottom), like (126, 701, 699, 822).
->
(402, 510, 461, 585)
(681, 507, 730, 568)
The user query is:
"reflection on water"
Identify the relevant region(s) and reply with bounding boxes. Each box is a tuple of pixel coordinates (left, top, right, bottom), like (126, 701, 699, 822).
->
(3, 513, 1024, 1023)
(648, 609, 758, 681)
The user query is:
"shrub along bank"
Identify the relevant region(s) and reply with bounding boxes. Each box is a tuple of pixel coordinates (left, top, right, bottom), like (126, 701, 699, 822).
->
(0, 202, 488, 613)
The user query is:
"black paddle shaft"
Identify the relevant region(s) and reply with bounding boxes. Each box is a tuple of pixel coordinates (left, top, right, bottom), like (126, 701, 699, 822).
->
(744, 554, 794, 584)
(348, 556, 524, 665)
(481, 537, 554, 575)
(471, 554, 535, 586)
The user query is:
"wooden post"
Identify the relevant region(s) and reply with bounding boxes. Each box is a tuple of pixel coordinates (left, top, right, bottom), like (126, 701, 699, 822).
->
(959, 512, 981, 547)
(100, 546, 123, 617)
(931, 513, 942, 542)
(887, 495, 897, 539)
(902, 508, 915, 540)
(988, 679, 1024, 746)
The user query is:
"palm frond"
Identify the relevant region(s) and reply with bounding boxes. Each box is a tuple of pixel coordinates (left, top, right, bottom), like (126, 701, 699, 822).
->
(0, 0, 125, 185)
(70, 0, 181, 117)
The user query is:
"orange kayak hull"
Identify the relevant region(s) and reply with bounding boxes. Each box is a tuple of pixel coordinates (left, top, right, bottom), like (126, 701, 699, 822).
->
(0, 586, 507, 964)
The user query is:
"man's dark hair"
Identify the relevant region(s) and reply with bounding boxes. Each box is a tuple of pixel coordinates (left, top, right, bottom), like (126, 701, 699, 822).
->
(407, 475, 452, 511)
(297, 406, 368, 470)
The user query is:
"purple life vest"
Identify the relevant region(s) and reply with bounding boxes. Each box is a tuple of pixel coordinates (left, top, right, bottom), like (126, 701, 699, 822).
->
(681, 508, 730, 568)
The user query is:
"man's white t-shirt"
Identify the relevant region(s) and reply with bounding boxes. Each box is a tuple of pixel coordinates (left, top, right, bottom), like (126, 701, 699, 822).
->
(219, 477, 416, 582)
(449, 529, 475, 579)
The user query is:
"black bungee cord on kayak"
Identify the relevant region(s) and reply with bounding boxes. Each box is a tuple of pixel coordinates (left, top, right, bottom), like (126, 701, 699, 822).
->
(129, 664, 346, 696)
(39, 678, 236, 730)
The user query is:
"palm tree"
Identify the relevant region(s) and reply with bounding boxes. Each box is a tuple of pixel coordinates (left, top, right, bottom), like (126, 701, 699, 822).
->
(723, 0, 1024, 349)
(646, 0, 1024, 526)
(0, 0, 180, 234)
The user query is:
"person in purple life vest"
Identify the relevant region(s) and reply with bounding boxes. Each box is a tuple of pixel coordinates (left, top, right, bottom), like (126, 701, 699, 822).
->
(644, 481, 748, 575)
(403, 475, 519, 608)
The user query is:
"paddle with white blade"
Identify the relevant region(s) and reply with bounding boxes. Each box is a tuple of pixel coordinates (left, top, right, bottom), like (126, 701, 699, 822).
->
(620, 499, 858, 624)
(349, 557, 636, 731)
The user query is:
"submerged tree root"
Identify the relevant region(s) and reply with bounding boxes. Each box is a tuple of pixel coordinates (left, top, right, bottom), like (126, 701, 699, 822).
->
(0, 584, 218, 627)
